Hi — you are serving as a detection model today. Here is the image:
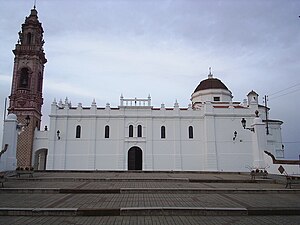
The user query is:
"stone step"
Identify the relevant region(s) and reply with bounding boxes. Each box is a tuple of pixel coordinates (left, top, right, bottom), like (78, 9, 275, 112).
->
(7, 177, 190, 182)
(1, 187, 299, 194)
(0, 207, 299, 216)
(7, 177, 275, 183)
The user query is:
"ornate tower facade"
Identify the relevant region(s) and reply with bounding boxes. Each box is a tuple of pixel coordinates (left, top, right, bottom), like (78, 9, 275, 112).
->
(8, 7, 47, 168)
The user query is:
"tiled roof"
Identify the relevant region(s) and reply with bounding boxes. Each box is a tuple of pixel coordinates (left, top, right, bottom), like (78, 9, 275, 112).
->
(194, 78, 229, 93)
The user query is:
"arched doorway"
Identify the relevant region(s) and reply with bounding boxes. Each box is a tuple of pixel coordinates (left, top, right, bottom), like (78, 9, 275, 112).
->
(33, 148, 48, 170)
(128, 147, 142, 170)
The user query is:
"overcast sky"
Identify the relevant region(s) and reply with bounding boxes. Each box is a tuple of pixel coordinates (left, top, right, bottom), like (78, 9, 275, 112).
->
(0, 0, 299, 159)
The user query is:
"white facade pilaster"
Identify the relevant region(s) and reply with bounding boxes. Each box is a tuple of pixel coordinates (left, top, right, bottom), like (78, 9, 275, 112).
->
(0, 114, 18, 171)
(203, 102, 218, 170)
(251, 117, 267, 168)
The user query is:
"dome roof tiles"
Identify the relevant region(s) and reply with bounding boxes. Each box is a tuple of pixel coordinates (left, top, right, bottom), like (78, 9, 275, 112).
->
(194, 77, 229, 93)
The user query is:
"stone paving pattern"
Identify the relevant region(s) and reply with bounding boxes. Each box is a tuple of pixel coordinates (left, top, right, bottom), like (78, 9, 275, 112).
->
(0, 171, 299, 224)
(1, 216, 300, 225)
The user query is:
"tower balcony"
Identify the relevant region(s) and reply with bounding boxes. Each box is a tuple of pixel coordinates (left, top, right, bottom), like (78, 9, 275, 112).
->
(16, 88, 30, 95)
(12, 89, 43, 100)
(13, 44, 47, 63)
(13, 44, 44, 54)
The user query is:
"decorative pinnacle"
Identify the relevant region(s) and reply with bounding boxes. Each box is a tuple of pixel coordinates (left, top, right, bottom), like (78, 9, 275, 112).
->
(208, 67, 213, 78)
(174, 99, 179, 107)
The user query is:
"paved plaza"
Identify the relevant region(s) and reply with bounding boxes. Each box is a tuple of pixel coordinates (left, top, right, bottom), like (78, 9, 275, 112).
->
(0, 171, 299, 224)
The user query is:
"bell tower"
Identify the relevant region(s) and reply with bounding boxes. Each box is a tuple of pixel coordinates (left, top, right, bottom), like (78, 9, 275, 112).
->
(8, 7, 47, 168)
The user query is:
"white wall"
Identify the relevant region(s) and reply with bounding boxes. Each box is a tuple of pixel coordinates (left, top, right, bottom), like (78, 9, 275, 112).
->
(34, 98, 284, 172)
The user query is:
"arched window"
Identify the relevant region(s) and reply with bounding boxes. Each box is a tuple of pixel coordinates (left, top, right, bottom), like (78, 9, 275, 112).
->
(105, 125, 110, 138)
(76, 125, 81, 138)
(129, 125, 133, 137)
(19, 68, 29, 88)
(161, 126, 166, 139)
(27, 32, 32, 44)
(188, 126, 193, 139)
(137, 125, 142, 137)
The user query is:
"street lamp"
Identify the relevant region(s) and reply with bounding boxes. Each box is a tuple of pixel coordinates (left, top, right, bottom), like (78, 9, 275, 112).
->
(241, 118, 255, 132)
(56, 130, 61, 140)
(233, 131, 238, 141)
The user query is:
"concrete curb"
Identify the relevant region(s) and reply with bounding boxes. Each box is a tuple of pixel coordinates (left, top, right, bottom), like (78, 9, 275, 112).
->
(0, 208, 77, 216)
(34, 170, 247, 175)
(1, 188, 299, 194)
(60, 189, 120, 194)
(0, 188, 61, 194)
(7, 177, 190, 182)
(120, 207, 248, 216)
(77, 208, 119, 216)
(6, 177, 278, 184)
(247, 207, 300, 216)
(189, 179, 276, 183)
(120, 188, 300, 194)
(0, 207, 299, 216)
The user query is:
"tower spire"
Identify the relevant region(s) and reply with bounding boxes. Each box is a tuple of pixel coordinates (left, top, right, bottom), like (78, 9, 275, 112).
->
(33, 0, 37, 9)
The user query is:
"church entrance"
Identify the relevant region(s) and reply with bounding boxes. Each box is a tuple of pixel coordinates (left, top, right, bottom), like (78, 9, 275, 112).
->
(128, 147, 142, 170)
(33, 148, 48, 170)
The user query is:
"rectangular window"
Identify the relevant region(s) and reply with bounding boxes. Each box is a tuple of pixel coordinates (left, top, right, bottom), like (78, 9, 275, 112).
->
(189, 126, 193, 139)
(213, 97, 220, 102)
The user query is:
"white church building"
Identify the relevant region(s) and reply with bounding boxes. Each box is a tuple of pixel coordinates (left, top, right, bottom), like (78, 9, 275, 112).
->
(31, 73, 284, 172)
(1, 7, 287, 173)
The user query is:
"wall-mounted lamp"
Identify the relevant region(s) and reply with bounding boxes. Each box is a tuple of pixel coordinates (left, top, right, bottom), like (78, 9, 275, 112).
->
(233, 131, 238, 141)
(241, 118, 255, 132)
(56, 130, 61, 140)
(16, 115, 30, 132)
(0, 144, 8, 159)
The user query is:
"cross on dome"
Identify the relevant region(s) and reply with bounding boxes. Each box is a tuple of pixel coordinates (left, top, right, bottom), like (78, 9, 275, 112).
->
(208, 67, 213, 79)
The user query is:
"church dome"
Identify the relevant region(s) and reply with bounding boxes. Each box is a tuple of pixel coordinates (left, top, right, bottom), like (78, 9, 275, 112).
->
(191, 71, 233, 105)
(194, 76, 229, 93)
